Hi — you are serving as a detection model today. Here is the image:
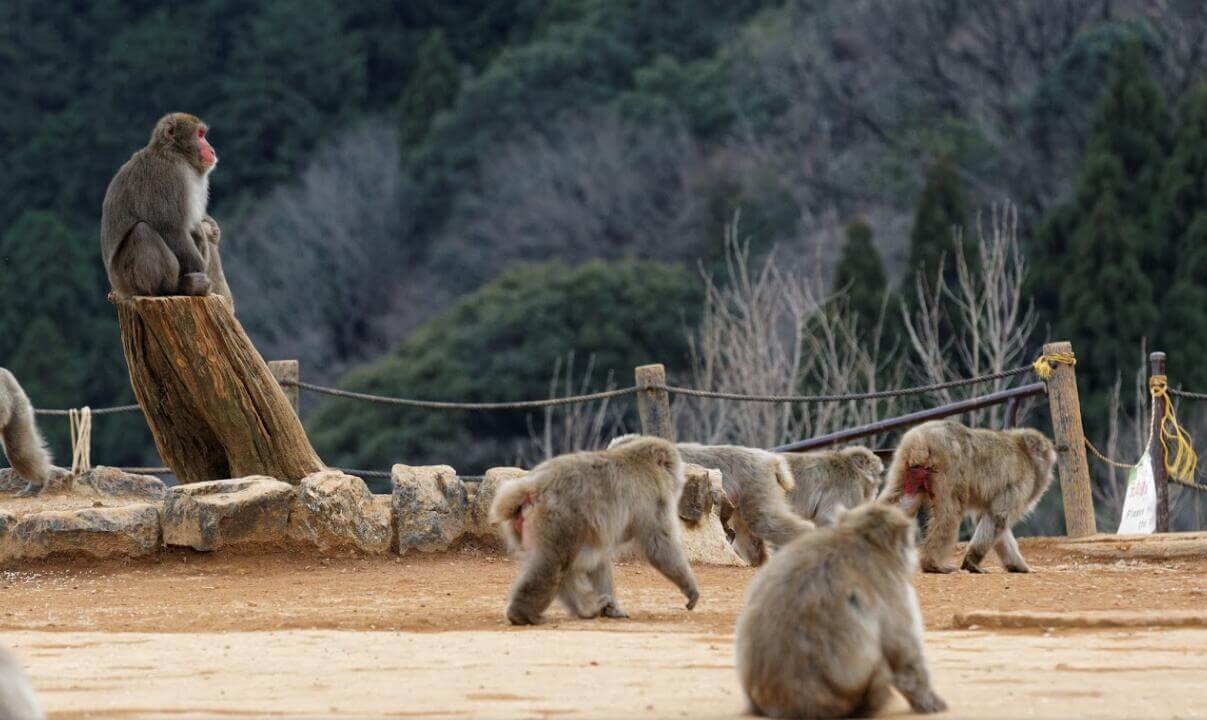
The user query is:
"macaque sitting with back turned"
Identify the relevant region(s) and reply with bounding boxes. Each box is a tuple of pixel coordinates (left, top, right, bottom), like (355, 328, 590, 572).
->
(736, 502, 947, 718)
(101, 113, 234, 307)
(490, 436, 699, 625)
(879, 420, 1056, 574)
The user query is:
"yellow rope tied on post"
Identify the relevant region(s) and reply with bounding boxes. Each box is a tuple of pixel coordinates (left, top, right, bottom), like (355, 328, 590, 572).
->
(1032, 351, 1076, 380)
(1149, 375, 1198, 482)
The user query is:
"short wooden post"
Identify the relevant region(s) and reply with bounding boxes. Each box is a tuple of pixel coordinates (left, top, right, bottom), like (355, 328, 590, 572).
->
(268, 360, 300, 413)
(1149, 351, 1170, 533)
(1041, 341, 1097, 537)
(635, 363, 674, 441)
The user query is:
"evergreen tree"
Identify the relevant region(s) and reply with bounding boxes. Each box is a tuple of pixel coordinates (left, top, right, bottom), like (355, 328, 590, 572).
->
(1154, 84, 1207, 389)
(398, 29, 461, 150)
(1044, 41, 1170, 405)
(907, 154, 968, 290)
(833, 218, 887, 329)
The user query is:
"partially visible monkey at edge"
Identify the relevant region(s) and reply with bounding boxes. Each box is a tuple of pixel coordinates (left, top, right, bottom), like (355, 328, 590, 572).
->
(736, 502, 947, 719)
(781, 445, 883, 526)
(0, 648, 44, 720)
(880, 419, 1056, 574)
(101, 112, 234, 307)
(610, 435, 813, 566)
(490, 436, 700, 625)
(0, 369, 55, 498)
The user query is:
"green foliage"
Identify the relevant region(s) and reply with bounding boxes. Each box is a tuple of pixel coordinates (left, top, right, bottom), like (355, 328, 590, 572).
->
(907, 155, 969, 289)
(398, 30, 462, 150)
(1034, 41, 1170, 410)
(834, 218, 887, 330)
(616, 54, 733, 137)
(307, 259, 701, 476)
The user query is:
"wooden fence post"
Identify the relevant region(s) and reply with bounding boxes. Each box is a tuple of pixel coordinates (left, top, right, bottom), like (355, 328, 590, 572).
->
(635, 364, 674, 441)
(1041, 341, 1097, 537)
(268, 360, 300, 414)
(1149, 351, 1170, 533)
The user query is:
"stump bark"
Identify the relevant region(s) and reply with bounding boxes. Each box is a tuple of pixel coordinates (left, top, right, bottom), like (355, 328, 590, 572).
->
(116, 296, 324, 485)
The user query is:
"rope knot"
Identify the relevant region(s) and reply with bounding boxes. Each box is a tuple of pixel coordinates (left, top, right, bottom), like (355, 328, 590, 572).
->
(1149, 375, 1197, 482)
(1033, 351, 1076, 381)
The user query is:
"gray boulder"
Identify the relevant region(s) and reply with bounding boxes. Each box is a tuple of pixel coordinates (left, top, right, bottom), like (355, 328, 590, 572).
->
(2, 504, 160, 561)
(467, 467, 527, 539)
(75, 466, 167, 502)
(391, 464, 466, 553)
(162, 477, 295, 551)
(287, 471, 391, 553)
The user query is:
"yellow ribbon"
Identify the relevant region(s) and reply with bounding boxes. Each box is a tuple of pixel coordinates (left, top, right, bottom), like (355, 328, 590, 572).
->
(1032, 351, 1076, 381)
(1149, 375, 1198, 482)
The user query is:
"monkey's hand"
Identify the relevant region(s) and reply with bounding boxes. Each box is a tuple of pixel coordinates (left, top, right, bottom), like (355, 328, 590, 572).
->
(13, 483, 41, 499)
(909, 692, 948, 714)
(1004, 561, 1032, 574)
(178, 272, 212, 296)
(684, 588, 700, 610)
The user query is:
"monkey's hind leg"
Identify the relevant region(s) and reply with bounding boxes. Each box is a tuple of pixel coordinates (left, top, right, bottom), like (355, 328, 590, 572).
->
(741, 494, 814, 551)
(993, 527, 1031, 573)
(557, 570, 608, 619)
(636, 520, 699, 610)
(588, 559, 628, 618)
(0, 371, 52, 495)
(110, 223, 181, 298)
(919, 491, 961, 574)
(506, 545, 570, 626)
(961, 512, 1009, 573)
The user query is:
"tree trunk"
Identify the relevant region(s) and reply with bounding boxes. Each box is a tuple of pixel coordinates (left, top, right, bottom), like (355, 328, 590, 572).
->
(116, 296, 324, 485)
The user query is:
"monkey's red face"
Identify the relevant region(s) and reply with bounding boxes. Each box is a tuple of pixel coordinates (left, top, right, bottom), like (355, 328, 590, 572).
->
(197, 127, 217, 167)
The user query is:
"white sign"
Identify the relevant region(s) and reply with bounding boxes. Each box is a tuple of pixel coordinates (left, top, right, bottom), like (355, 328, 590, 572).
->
(1117, 451, 1156, 535)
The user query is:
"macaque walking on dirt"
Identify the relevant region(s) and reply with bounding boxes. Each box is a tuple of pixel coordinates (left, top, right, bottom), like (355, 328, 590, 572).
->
(610, 436, 813, 566)
(781, 446, 883, 526)
(879, 420, 1056, 573)
(736, 502, 947, 718)
(490, 436, 699, 625)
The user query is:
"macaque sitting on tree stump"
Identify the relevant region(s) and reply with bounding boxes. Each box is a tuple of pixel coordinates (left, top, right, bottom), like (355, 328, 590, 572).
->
(101, 113, 233, 307)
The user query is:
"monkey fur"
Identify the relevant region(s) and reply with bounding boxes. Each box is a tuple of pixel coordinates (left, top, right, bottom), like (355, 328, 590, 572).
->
(101, 113, 223, 301)
(190, 215, 234, 309)
(736, 502, 947, 719)
(0, 648, 44, 720)
(490, 436, 699, 625)
(879, 420, 1056, 574)
(610, 436, 813, 566)
(781, 446, 883, 526)
(0, 369, 54, 498)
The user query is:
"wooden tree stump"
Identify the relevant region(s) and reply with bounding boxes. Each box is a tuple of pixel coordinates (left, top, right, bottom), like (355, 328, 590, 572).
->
(117, 296, 324, 485)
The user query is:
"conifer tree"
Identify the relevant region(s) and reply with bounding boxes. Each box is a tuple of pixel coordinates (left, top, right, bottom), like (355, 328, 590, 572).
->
(907, 154, 969, 290)
(398, 29, 461, 150)
(833, 218, 887, 329)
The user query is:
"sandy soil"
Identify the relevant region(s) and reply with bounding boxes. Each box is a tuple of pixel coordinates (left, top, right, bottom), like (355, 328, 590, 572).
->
(0, 536, 1204, 718)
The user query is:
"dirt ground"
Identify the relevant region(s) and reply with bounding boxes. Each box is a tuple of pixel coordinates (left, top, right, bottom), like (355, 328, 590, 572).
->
(1, 536, 1205, 718)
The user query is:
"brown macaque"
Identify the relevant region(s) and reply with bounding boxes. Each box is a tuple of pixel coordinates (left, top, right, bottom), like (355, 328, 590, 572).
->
(880, 420, 1056, 574)
(0, 369, 55, 498)
(736, 502, 947, 719)
(781, 446, 883, 526)
(101, 113, 229, 303)
(190, 214, 234, 309)
(610, 436, 813, 566)
(490, 436, 699, 625)
(0, 648, 44, 720)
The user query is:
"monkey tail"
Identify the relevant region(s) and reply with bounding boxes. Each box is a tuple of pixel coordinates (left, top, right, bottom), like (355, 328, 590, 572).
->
(488, 474, 540, 545)
(0, 369, 52, 486)
(770, 454, 795, 492)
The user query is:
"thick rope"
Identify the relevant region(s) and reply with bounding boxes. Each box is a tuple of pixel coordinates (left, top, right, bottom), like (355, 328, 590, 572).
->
(35, 404, 141, 417)
(1168, 387, 1207, 401)
(666, 364, 1031, 403)
(1150, 375, 1198, 482)
(1032, 351, 1076, 380)
(287, 380, 641, 409)
(69, 407, 92, 475)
